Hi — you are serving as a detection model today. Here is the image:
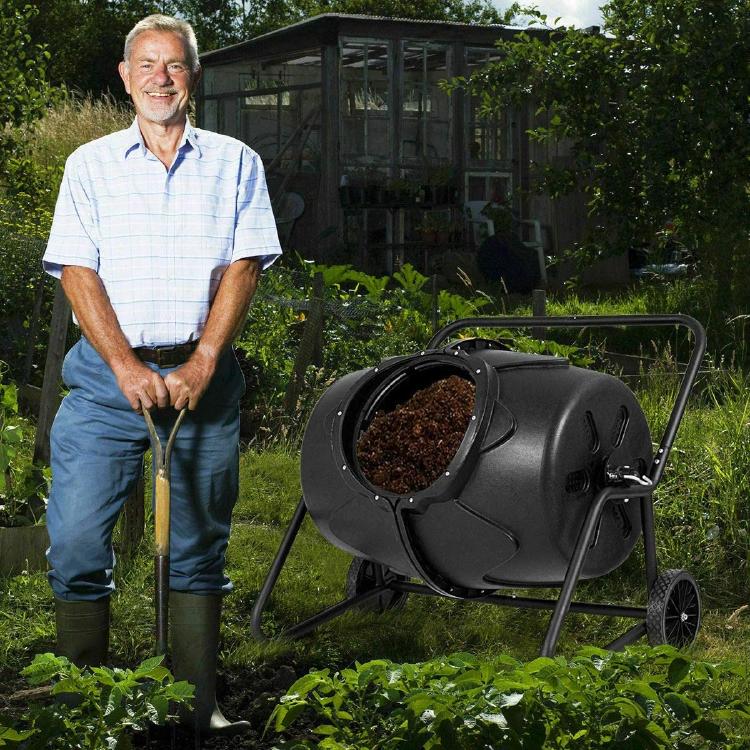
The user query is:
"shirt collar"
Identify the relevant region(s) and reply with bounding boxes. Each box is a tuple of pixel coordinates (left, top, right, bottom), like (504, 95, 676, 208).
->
(122, 117, 202, 160)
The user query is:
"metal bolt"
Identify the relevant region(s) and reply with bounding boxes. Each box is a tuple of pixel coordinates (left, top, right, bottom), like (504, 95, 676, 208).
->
(374, 367, 379, 372)
(337, 410, 343, 416)
(374, 495, 380, 501)
(420, 351, 425, 356)
(342, 465, 347, 471)
(454, 351, 459, 356)
(471, 415, 476, 421)
(655, 458, 660, 464)
(475, 369, 480, 374)
(409, 497, 414, 503)
(445, 471, 450, 476)
(658, 448, 664, 453)
(624, 498, 629, 503)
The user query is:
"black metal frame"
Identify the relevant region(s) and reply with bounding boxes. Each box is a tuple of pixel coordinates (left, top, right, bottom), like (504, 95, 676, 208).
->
(251, 314, 706, 656)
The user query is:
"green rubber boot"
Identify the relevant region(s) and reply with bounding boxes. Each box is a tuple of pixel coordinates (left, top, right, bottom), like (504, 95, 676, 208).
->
(169, 591, 251, 737)
(54, 597, 110, 707)
(55, 597, 110, 667)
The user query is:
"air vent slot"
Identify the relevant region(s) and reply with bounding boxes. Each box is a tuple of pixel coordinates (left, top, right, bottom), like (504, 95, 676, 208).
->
(611, 406, 629, 447)
(584, 411, 599, 453)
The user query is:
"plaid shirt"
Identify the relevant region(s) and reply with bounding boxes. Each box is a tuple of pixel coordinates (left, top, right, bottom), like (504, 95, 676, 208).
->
(43, 117, 282, 347)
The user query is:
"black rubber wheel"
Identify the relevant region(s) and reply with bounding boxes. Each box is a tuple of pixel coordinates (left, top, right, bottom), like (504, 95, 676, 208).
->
(646, 569, 701, 647)
(346, 558, 409, 613)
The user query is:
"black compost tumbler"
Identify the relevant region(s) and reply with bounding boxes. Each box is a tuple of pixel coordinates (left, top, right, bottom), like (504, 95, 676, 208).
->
(302, 340, 650, 594)
(252, 315, 706, 656)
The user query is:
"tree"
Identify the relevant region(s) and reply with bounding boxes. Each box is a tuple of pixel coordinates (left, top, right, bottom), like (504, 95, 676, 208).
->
(0, 1, 53, 130)
(26, 0, 162, 98)
(465, 1, 750, 309)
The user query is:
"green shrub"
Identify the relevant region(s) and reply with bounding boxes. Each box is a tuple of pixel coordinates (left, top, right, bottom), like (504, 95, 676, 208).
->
(268, 647, 749, 749)
(0, 653, 193, 749)
(0, 361, 48, 526)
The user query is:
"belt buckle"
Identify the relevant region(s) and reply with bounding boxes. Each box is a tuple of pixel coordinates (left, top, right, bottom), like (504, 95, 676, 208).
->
(156, 344, 178, 368)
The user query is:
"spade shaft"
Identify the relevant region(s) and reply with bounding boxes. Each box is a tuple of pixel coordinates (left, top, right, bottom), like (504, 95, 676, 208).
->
(143, 407, 187, 658)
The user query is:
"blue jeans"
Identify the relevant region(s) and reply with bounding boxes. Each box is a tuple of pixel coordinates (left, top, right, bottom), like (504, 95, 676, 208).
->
(46, 338, 245, 601)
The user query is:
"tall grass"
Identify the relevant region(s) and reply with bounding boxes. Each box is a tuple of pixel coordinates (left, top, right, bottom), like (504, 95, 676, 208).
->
(638, 364, 750, 605)
(24, 91, 133, 171)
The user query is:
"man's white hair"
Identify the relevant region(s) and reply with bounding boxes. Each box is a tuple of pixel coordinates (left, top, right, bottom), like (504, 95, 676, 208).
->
(123, 14, 200, 72)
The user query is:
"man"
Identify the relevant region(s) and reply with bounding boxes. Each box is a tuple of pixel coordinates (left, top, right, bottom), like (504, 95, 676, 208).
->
(42, 14, 281, 736)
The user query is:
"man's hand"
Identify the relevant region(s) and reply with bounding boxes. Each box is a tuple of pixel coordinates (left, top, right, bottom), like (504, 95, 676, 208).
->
(113, 360, 170, 413)
(163, 350, 216, 411)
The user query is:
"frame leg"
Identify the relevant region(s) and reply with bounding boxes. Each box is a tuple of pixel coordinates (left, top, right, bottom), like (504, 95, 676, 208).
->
(251, 496, 393, 642)
(540, 490, 612, 657)
(250, 496, 308, 641)
(641, 494, 658, 590)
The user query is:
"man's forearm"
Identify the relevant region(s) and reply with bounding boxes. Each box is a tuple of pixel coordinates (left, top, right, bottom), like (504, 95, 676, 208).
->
(194, 258, 261, 365)
(60, 265, 168, 411)
(60, 265, 139, 371)
(163, 257, 260, 410)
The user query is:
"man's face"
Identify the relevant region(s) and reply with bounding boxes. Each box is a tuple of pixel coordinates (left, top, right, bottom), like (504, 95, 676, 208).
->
(118, 30, 199, 127)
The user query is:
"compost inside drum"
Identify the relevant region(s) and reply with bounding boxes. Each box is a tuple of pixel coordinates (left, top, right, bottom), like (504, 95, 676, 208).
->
(356, 374, 475, 494)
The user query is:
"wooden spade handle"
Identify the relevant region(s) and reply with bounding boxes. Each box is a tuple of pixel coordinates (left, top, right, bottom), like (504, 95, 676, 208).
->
(154, 469, 170, 556)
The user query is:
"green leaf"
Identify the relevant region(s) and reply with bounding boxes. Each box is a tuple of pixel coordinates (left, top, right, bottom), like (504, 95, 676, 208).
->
(91, 667, 116, 686)
(2, 425, 23, 443)
(500, 692, 524, 708)
(133, 655, 165, 675)
(667, 657, 691, 686)
(274, 702, 308, 732)
(691, 718, 726, 741)
(286, 672, 329, 699)
(313, 724, 338, 735)
(0, 725, 36, 743)
(621, 680, 660, 703)
(663, 691, 699, 721)
(166, 680, 194, 700)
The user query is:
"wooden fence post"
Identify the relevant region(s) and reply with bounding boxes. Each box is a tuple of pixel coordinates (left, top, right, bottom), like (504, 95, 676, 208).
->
(284, 273, 325, 415)
(21, 277, 47, 386)
(33, 281, 70, 465)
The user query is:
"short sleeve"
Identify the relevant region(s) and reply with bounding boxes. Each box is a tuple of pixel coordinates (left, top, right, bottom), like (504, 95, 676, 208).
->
(43, 152, 100, 279)
(232, 148, 283, 269)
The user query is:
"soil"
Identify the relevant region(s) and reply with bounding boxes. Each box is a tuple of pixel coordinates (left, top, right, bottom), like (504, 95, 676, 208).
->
(356, 374, 476, 494)
(128, 663, 311, 749)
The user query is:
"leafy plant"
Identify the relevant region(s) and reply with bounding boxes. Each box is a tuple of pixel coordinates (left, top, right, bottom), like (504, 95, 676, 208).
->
(392, 263, 429, 295)
(0, 653, 194, 750)
(268, 647, 750, 749)
(0, 362, 48, 527)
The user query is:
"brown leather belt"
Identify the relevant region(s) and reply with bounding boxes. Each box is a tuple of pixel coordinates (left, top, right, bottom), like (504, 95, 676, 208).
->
(134, 341, 198, 368)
